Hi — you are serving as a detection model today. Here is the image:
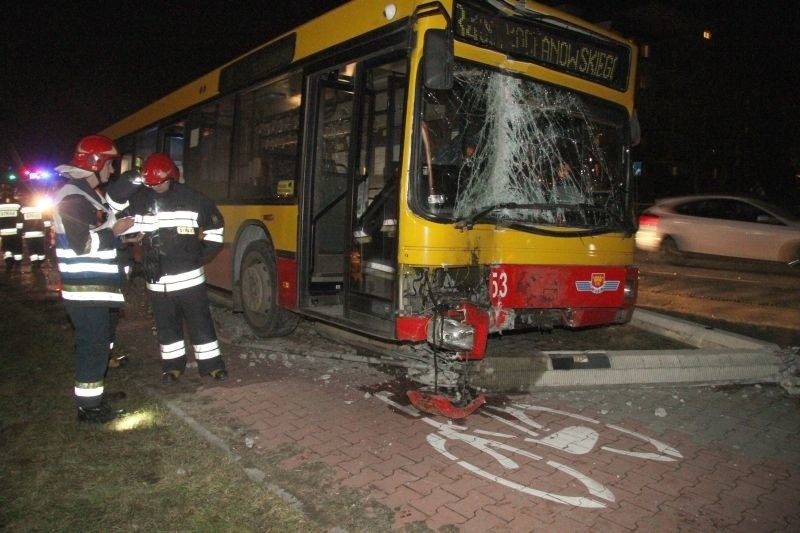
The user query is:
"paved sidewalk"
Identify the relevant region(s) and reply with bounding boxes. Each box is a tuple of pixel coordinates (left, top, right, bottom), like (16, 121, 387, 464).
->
(116, 304, 800, 532)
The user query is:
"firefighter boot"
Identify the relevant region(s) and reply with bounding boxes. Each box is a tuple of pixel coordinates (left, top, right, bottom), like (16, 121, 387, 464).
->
(161, 369, 182, 383)
(209, 368, 229, 381)
(107, 352, 130, 369)
(77, 399, 126, 424)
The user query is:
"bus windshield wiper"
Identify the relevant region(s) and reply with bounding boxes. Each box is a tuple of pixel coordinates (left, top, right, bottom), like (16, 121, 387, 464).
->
(454, 202, 548, 229)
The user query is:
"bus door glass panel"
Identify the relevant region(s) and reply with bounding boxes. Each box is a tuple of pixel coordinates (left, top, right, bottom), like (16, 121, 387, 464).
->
(349, 59, 407, 316)
(309, 67, 355, 293)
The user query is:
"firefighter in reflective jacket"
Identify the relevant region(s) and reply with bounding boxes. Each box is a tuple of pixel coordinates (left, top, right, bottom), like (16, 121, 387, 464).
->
(1, 187, 23, 269)
(107, 153, 228, 383)
(20, 200, 51, 265)
(53, 135, 135, 423)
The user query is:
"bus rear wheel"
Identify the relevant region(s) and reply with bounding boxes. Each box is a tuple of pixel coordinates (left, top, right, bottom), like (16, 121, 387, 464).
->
(240, 241, 298, 337)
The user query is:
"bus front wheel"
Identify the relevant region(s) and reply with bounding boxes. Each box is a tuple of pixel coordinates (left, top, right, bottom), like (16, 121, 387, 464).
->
(240, 241, 298, 337)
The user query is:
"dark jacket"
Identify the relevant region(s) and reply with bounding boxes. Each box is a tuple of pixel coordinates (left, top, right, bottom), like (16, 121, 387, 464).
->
(52, 179, 124, 306)
(107, 178, 224, 292)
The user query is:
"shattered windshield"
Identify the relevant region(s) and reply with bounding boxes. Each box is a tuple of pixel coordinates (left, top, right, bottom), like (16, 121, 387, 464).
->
(414, 62, 632, 233)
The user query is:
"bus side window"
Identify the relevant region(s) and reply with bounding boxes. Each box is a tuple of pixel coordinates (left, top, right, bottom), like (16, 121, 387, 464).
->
(232, 71, 302, 202)
(184, 96, 234, 202)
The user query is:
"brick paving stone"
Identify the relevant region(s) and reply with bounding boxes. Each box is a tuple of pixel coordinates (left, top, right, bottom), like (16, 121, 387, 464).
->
(401, 456, 457, 480)
(698, 498, 748, 528)
(420, 503, 468, 530)
(760, 459, 795, 481)
(558, 506, 606, 528)
(661, 490, 720, 522)
(687, 447, 727, 471)
(613, 486, 671, 514)
(762, 477, 800, 505)
(636, 506, 725, 532)
(408, 486, 462, 515)
(315, 449, 352, 468)
(785, 510, 800, 529)
(718, 484, 772, 516)
(749, 493, 798, 525)
(294, 433, 325, 450)
(381, 485, 427, 512)
(402, 470, 458, 497)
(664, 458, 716, 484)
(397, 440, 441, 463)
(475, 483, 540, 510)
(723, 478, 772, 504)
(649, 471, 697, 498)
(445, 489, 498, 520)
(369, 468, 419, 496)
(698, 463, 748, 491)
(460, 508, 512, 532)
(339, 466, 385, 488)
(591, 516, 633, 532)
(680, 482, 722, 508)
(593, 454, 650, 481)
(483, 501, 519, 523)
(603, 500, 656, 531)
(500, 504, 559, 532)
(545, 512, 601, 532)
(370, 453, 414, 477)
(728, 512, 789, 533)
(617, 470, 662, 496)
(309, 434, 351, 456)
(392, 504, 429, 529)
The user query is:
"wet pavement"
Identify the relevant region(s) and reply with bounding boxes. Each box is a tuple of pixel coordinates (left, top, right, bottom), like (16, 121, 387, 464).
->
(12, 261, 800, 531)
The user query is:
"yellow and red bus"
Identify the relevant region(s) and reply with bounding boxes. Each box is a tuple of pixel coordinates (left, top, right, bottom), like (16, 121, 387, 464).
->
(102, 0, 639, 411)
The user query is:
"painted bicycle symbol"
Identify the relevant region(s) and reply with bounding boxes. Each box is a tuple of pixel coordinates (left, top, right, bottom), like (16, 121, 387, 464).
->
(375, 392, 682, 508)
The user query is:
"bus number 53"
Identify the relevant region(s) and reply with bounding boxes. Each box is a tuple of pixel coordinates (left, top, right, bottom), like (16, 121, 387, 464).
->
(490, 269, 508, 300)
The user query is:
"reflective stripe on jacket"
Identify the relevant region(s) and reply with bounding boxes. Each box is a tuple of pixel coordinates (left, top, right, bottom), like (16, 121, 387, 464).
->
(0, 202, 21, 235)
(52, 183, 124, 305)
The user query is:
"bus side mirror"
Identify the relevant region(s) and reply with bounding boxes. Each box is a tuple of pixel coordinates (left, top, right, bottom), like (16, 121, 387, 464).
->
(423, 29, 453, 90)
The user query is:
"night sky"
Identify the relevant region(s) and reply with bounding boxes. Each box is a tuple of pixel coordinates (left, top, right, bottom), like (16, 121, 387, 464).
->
(2, 1, 798, 177)
(1, 0, 347, 168)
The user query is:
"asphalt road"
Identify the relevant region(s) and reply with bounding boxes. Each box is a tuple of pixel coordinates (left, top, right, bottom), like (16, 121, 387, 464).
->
(636, 251, 800, 348)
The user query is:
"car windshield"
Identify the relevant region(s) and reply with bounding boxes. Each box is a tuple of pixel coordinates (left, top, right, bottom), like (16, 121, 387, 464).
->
(413, 61, 633, 234)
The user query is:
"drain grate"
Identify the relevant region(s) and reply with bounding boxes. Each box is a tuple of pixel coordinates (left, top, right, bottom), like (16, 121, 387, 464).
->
(550, 353, 611, 370)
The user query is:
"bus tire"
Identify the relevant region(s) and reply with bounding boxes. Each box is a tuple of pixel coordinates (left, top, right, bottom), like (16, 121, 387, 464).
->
(240, 241, 299, 337)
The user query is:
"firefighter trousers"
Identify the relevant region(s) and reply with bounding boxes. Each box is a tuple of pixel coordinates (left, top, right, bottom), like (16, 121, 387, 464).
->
(24, 235, 47, 263)
(148, 283, 225, 376)
(66, 305, 114, 408)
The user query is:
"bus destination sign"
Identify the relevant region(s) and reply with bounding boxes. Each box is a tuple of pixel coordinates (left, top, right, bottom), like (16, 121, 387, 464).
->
(453, 1, 630, 91)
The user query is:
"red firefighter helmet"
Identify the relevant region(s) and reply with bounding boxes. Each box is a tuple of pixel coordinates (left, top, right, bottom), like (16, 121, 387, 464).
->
(142, 153, 180, 185)
(70, 135, 120, 172)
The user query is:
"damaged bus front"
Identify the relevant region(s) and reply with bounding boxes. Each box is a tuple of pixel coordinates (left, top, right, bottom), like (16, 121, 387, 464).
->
(398, 1, 639, 366)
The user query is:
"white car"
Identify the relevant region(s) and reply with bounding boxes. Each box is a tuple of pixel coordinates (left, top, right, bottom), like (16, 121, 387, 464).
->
(636, 195, 800, 265)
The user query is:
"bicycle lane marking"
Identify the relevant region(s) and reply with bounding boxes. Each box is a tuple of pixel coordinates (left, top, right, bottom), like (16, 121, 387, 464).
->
(374, 392, 683, 509)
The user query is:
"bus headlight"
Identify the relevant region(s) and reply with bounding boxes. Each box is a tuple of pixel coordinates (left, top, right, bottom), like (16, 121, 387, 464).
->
(426, 303, 489, 358)
(428, 315, 475, 352)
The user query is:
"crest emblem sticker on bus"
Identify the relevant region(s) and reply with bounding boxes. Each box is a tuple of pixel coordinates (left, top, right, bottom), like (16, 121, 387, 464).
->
(575, 273, 621, 294)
